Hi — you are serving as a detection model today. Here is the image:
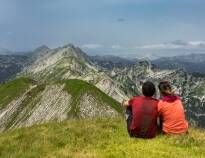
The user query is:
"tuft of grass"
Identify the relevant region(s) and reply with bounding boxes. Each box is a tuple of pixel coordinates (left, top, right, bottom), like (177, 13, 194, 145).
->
(0, 118, 204, 158)
(62, 79, 123, 118)
(0, 78, 33, 109)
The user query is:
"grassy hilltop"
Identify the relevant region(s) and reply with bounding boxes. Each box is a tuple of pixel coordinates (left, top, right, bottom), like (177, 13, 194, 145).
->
(0, 118, 205, 158)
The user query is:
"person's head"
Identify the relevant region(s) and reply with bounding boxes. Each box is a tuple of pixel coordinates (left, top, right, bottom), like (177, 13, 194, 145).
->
(158, 81, 174, 96)
(142, 81, 156, 97)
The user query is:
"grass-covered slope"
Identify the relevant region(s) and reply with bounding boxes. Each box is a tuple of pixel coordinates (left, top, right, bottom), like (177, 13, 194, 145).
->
(0, 78, 33, 109)
(62, 79, 123, 118)
(0, 118, 204, 158)
(0, 78, 122, 131)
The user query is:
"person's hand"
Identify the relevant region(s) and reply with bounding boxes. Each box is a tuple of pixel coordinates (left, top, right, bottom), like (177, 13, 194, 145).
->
(122, 100, 129, 107)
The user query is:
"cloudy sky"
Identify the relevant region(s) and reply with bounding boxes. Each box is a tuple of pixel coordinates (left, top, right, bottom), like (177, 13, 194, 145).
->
(0, 0, 205, 56)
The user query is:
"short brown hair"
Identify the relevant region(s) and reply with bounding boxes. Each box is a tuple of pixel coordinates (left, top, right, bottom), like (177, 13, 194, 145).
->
(158, 81, 174, 96)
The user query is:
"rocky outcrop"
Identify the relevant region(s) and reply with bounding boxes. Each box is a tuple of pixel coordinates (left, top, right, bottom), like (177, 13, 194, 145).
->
(0, 84, 71, 131)
(16, 85, 71, 128)
(79, 93, 119, 118)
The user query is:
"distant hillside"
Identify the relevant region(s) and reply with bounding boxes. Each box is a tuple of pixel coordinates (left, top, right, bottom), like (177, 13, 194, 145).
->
(0, 55, 31, 83)
(0, 78, 122, 132)
(0, 118, 204, 158)
(0, 45, 50, 83)
(152, 54, 205, 74)
(89, 55, 137, 69)
(0, 48, 13, 55)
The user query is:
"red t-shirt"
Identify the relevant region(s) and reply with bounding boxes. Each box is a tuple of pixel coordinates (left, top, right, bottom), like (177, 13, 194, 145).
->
(128, 96, 158, 138)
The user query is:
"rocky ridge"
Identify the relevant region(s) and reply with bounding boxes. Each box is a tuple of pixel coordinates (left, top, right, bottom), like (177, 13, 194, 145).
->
(21, 44, 129, 102)
(0, 78, 121, 131)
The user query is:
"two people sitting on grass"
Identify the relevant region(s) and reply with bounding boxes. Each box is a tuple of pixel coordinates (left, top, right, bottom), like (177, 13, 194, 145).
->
(122, 81, 188, 138)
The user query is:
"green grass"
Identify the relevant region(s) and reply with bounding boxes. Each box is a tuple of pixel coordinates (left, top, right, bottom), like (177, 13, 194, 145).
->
(0, 78, 32, 109)
(5, 84, 46, 130)
(0, 118, 204, 158)
(62, 79, 123, 117)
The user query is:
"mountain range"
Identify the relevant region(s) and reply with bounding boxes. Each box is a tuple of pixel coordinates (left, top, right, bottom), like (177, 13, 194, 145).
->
(152, 54, 205, 75)
(0, 44, 205, 131)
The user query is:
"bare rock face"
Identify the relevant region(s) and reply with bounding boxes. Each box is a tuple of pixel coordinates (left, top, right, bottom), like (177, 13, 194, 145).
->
(0, 90, 29, 132)
(79, 93, 119, 118)
(16, 84, 71, 128)
(95, 79, 128, 103)
(0, 84, 71, 131)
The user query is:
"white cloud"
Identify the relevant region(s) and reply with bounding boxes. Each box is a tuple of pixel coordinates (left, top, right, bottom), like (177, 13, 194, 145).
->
(135, 43, 181, 49)
(135, 41, 205, 50)
(189, 41, 205, 46)
(81, 44, 102, 49)
(111, 45, 122, 49)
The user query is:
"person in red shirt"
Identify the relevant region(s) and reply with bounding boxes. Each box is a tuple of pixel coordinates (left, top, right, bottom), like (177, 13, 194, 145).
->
(157, 81, 188, 135)
(122, 81, 159, 138)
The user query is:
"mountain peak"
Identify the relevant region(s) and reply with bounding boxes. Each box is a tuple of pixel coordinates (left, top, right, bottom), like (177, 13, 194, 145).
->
(58, 44, 89, 61)
(34, 45, 49, 52)
(62, 43, 75, 49)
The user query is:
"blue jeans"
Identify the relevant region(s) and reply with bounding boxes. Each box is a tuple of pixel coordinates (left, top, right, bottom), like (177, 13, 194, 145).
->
(125, 107, 133, 137)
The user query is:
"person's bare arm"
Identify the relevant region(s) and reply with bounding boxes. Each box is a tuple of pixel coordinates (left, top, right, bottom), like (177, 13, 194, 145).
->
(122, 100, 129, 107)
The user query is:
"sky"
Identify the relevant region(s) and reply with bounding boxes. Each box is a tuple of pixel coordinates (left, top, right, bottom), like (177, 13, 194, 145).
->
(0, 0, 205, 57)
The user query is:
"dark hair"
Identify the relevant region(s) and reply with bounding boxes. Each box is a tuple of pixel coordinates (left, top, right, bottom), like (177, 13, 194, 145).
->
(142, 81, 156, 97)
(158, 81, 174, 96)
